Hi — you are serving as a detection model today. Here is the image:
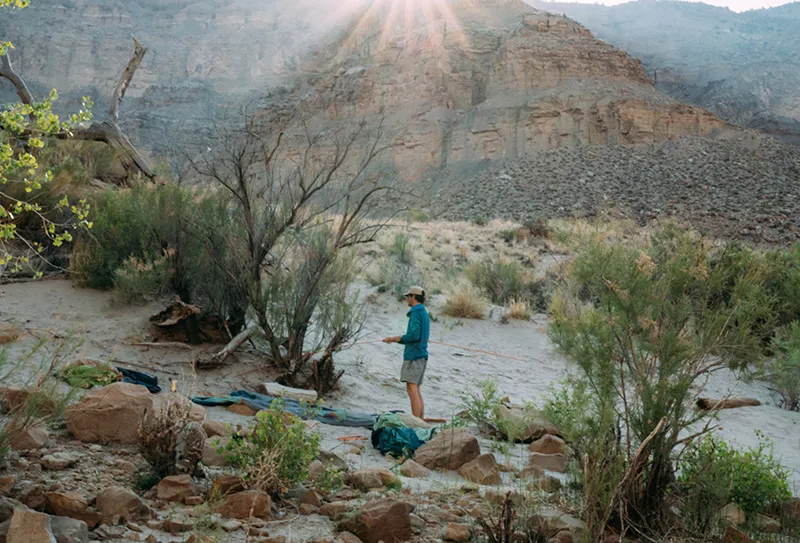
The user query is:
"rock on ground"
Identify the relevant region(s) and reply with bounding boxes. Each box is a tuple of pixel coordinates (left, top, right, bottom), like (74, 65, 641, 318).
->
(347, 469, 400, 492)
(338, 498, 414, 543)
(216, 490, 272, 520)
(210, 475, 245, 498)
(529, 435, 566, 455)
(44, 491, 101, 529)
(528, 452, 568, 473)
(10, 423, 49, 451)
(40, 453, 79, 471)
(156, 475, 196, 503)
(399, 460, 430, 478)
(443, 522, 470, 542)
(457, 454, 502, 485)
(413, 428, 480, 470)
(6, 509, 55, 543)
(95, 486, 152, 524)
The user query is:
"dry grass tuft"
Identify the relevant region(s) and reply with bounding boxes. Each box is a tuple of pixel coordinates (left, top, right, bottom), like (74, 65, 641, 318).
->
(506, 298, 531, 321)
(443, 283, 486, 319)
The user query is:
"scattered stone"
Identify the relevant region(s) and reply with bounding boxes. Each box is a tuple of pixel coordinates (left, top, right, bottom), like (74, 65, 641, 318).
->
(220, 519, 242, 531)
(347, 468, 400, 492)
(202, 420, 229, 438)
(226, 403, 258, 417)
(41, 453, 79, 471)
(399, 460, 430, 479)
(548, 531, 574, 543)
(720, 526, 758, 543)
(528, 453, 568, 473)
(413, 428, 480, 470)
(210, 475, 245, 498)
(184, 535, 215, 543)
(202, 437, 230, 467)
(51, 515, 89, 542)
(319, 501, 351, 520)
(317, 450, 349, 473)
(718, 503, 745, 527)
(458, 454, 502, 485)
(113, 459, 138, 474)
(0, 477, 14, 494)
(335, 532, 364, 543)
(156, 475, 195, 503)
(18, 483, 46, 510)
(10, 423, 50, 451)
(484, 488, 523, 507)
(95, 486, 152, 523)
(517, 465, 546, 480)
(308, 460, 326, 482)
(532, 475, 563, 492)
(494, 405, 559, 442)
(92, 524, 126, 540)
(338, 498, 414, 543)
(444, 523, 470, 542)
(497, 463, 516, 473)
(184, 496, 204, 506)
(163, 518, 194, 533)
(299, 503, 317, 515)
(696, 397, 761, 410)
(753, 513, 780, 533)
(216, 490, 272, 520)
(0, 322, 21, 344)
(530, 507, 585, 541)
(44, 491, 102, 528)
(529, 435, 566, 455)
(300, 489, 322, 507)
(409, 513, 425, 528)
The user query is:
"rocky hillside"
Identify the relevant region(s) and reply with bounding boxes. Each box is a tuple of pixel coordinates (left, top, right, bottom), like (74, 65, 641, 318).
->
(2, 0, 731, 176)
(527, 0, 800, 144)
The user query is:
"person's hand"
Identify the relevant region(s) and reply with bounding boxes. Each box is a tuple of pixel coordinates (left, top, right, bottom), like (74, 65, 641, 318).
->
(383, 336, 401, 343)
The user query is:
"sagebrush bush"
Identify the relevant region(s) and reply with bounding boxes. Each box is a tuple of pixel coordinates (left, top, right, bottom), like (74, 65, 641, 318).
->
(219, 401, 320, 496)
(467, 258, 530, 305)
(138, 400, 200, 479)
(506, 298, 531, 321)
(677, 432, 791, 532)
(767, 322, 800, 411)
(443, 283, 486, 319)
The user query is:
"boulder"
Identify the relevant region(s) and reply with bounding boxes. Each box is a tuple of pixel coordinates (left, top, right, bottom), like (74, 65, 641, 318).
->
(528, 453, 568, 473)
(202, 437, 230, 467)
(696, 397, 761, 410)
(317, 450, 349, 473)
(443, 523, 470, 542)
(40, 453, 79, 471)
(720, 526, 758, 543)
(157, 475, 196, 503)
(338, 498, 414, 543)
(347, 469, 400, 492)
(6, 509, 55, 543)
(399, 460, 430, 479)
(49, 516, 89, 543)
(413, 428, 480, 470)
(457, 454, 501, 485)
(216, 490, 271, 520)
(0, 322, 21, 345)
(319, 502, 351, 520)
(300, 490, 321, 508)
(65, 383, 203, 444)
(753, 513, 781, 533)
(44, 492, 102, 529)
(202, 420, 229, 438)
(209, 475, 245, 498)
(494, 405, 559, 442)
(95, 486, 152, 523)
(335, 532, 364, 543)
(517, 465, 546, 480)
(528, 507, 585, 541)
(0, 388, 57, 415)
(718, 503, 745, 527)
(10, 423, 49, 451)
(17, 483, 46, 510)
(529, 435, 566, 455)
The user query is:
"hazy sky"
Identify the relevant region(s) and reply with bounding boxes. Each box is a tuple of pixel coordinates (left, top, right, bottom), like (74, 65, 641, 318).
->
(552, 0, 796, 11)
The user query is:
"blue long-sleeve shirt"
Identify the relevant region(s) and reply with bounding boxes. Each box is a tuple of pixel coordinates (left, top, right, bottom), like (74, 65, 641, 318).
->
(399, 304, 430, 360)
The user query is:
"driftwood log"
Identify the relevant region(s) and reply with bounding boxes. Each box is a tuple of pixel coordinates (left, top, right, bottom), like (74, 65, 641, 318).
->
(696, 397, 762, 410)
(0, 38, 154, 179)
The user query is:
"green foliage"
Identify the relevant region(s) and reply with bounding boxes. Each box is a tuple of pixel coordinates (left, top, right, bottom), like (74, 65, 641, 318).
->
(767, 322, 800, 410)
(388, 234, 414, 266)
(219, 401, 320, 496)
(549, 224, 771, 532)
(315, 460, 345, 494)
(471, 216, 489, 226)
(368, 233, 421, 301)
(59, 363, 119, 389)
(467, 258, 528, 305)
(677, 432, 791, 532)
(456, 378, 501, 425)
(499, 228, 518, 244)
(406, 209, 431, 223)
(133, 469, 160, 492)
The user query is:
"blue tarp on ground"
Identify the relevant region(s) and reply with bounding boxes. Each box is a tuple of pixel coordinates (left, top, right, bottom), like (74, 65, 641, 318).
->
(191, 390, 377, 429)
(116, 367, 161, 393)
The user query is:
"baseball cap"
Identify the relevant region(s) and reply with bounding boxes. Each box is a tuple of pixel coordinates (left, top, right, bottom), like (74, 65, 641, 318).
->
(404, 286, 425, 297)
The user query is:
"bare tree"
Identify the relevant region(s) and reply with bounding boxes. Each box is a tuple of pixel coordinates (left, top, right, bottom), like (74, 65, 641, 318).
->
(192, 107, 403, 393)
(0, 38, 153, 179)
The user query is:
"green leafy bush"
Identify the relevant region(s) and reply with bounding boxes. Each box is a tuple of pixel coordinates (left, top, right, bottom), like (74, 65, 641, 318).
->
(456, 378, 501, 425)
(219, 401, 320, 496)
(677, 432, 791, 532)
(767, 322, 800, 411)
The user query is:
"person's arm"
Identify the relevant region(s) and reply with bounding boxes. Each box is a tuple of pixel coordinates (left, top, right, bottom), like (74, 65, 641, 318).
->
(398, 312, 421, 345)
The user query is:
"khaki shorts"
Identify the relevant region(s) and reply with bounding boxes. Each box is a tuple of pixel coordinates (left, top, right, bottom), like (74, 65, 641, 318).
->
(401, 358, 428, 386)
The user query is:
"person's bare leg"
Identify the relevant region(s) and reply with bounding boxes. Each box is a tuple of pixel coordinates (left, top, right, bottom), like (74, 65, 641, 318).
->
(407, 383, 424, 419)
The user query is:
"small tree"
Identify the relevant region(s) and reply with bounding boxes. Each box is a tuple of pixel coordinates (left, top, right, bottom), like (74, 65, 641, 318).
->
(549, 225, 771, 537)
(193, 108, 401, 393)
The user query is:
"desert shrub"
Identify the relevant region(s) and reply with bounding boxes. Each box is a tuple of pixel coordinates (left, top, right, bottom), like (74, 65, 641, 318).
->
(506, 298, 531, 321)
(765, 322, 800, 411)
(406, 209, 431, 223)
(442, 283, 486, 319)
(472, 215, 489, 226)
(677, 432, 791, 533)
(368, 234, 422, 300)
(138, 400, 196, 479)
(549, 225, 771, 536)
(479, 491, 550, 543)
(499, 229, 518, 244)
(219, 401, 320, 496)
(111, 254, 172, 304)
(456, 378, 501, 425)
(388, 234, 414, 266)
(522, 217, 551, 239)
(467, 258, 528, 305)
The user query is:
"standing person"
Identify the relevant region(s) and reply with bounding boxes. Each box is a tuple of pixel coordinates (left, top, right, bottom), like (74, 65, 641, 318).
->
(383, 286, 430, 419)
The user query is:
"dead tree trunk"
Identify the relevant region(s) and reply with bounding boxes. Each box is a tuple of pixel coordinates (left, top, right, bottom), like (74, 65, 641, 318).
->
(0, 38, 154, 179)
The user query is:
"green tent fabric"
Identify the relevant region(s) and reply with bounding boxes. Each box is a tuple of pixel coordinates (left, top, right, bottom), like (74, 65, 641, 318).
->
(370, 413, 436, 458)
